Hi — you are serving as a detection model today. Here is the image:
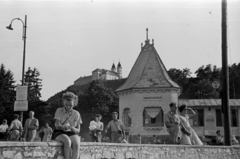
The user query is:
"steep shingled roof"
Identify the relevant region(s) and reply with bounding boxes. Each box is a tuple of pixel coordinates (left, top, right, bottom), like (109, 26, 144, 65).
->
(116, 40, 180, 92)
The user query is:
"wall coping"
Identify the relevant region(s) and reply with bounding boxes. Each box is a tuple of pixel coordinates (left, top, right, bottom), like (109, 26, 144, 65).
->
(0, 141, 240, 149)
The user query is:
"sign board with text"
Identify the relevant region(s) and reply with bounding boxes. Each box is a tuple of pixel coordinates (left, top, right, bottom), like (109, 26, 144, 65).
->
(143, 95, 162, 101)
(14, 100, 28, 111)
(16, 85, 28, 100)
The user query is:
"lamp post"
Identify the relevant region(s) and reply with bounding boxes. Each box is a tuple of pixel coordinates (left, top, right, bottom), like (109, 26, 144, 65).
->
(6, 15, 27, 124)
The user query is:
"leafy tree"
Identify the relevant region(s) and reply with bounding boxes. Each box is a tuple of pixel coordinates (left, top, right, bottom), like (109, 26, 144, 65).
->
(195, 64, 221, 81)
(187, 64, 221, 99)
(24, 67, 42, 101)
(168, 68, 191, 98)
(168, 64, 221, 99)
(229, 63, 240, 99)
(23, 67, 50, 127)
(0, 64, 16, 122)
(186, 79, 219, 99)
(78, 80, 118, 116)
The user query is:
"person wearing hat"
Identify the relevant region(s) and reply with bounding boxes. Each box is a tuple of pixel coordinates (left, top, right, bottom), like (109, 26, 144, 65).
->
(53, 91, 82, 159)
(89, 114, 104, 142)
(105, 111, 125, 143)
(164, 102, 190, 144)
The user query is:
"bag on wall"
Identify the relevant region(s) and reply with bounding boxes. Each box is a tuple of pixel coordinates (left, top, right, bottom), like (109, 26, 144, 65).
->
(118, 130, 122, 135)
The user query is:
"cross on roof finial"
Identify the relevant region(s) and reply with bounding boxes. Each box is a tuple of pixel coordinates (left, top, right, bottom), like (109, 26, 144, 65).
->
(146, 28, 148, 40)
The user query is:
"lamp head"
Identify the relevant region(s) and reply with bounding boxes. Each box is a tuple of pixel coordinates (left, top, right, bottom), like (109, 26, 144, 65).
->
(6, 24, 13, 30)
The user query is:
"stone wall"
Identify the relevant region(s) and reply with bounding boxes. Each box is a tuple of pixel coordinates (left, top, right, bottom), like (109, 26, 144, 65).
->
(0, 142, 240, 159)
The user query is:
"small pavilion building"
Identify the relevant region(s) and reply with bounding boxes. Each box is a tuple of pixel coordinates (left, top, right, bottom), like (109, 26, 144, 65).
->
(116, 29, 181, 143)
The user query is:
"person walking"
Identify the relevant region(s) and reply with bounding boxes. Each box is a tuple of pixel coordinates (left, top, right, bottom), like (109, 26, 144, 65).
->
(23, 111, 39, 142)
(39, 121, 53, 142)
(8, 114, 23, 141)
(105, 112, 125, 143)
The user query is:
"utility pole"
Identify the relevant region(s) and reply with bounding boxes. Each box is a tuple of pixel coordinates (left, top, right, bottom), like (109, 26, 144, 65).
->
(221, 0, 231, 146)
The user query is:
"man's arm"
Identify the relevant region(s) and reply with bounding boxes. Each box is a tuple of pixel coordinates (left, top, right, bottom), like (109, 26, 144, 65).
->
(120, 121, 126, 137)
(164, 113, 177, 128)
(104, 121, 111, 133)
(23, 119, 28, 140)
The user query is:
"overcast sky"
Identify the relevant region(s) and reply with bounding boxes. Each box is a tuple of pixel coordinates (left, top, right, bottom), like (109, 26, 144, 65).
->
(0, 0, 239, 101)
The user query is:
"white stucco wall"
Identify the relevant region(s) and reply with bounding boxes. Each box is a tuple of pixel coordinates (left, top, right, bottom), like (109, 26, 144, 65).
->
(118, 89, 180, 136)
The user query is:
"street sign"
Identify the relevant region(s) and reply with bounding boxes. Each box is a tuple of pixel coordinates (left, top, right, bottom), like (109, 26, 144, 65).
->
(212, 80, 220, 89)
(14, 100, 28, 111)
(16, 85, 28, 100)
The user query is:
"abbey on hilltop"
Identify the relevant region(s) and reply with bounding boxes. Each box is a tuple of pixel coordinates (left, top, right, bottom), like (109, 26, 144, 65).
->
(74, 62, 122, 86)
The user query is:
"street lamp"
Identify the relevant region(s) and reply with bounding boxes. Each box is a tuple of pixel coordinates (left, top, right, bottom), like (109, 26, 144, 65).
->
(6, 15, 27, 124)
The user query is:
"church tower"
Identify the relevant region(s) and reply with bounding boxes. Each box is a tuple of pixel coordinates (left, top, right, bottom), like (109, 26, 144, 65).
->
(111, 63, 116, 72)
(117, 62, 122, 79)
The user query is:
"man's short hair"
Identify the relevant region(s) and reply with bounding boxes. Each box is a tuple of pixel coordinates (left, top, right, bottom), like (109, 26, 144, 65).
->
(216, 130, 221, 134)
(14, 114, 19, 119)
(112, 111, 118, 115)
(95, 114, 102, 117)
(45, 121, 50, 125)
(29, 110, 34, 114)
(169, 102, 177, 107)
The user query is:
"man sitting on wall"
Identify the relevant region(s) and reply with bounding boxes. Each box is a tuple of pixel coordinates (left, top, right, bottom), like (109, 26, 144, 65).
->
(216, 130, 239, 145)
(164, 102, 190, 144)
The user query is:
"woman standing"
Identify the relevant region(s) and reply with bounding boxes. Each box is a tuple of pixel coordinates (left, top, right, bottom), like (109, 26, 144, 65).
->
(89, 114, 103, 142)
(53, 92, 82, 159)
(39, 121, 53, 142)
(179, 105, 203, 145)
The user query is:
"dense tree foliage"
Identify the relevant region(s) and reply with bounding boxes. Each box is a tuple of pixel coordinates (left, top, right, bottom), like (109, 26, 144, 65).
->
(78, 80, 118, 115)
(24, 67, 42, 101)
(168, 63, 240, 99)
(0, 64, 16, 122)
(22, 67, 50, 126)
(168, 68, 191, 98)
(229, 63, 240, 99)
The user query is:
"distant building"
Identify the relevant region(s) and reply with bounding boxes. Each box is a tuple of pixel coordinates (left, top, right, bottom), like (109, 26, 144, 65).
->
(74, 62, 122, 86)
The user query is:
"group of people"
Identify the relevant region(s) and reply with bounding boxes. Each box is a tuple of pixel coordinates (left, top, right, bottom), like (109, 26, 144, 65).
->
(0, 111, 53, 142)
(165, 102, 240, 145)
(165, 102, 203, 145)
(89, 111, 126, 143)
